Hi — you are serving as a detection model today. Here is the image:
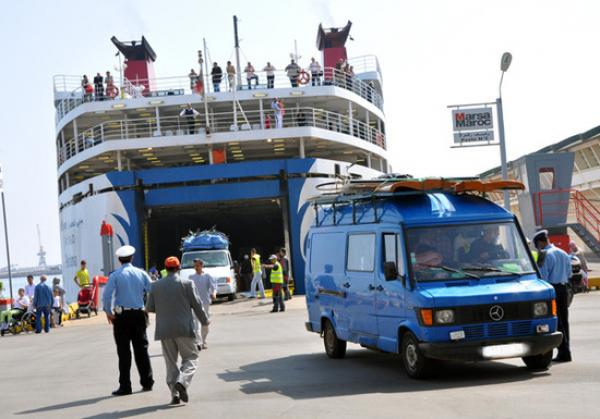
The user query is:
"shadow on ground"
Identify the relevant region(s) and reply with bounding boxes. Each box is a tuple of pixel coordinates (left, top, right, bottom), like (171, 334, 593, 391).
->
(218, 349, 549, 399)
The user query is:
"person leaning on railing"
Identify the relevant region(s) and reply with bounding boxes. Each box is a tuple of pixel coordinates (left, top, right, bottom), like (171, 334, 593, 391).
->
(244, 62, 259, 90)
(309, 58, 322, 86)
(179, 104, 200, 135)
(263, 62, 276, 88)
(211, 62, 223, 92)
(285, 60, 301, 87)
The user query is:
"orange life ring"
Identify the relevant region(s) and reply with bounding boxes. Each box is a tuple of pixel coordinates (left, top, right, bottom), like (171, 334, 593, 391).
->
(106, 84, 119, 98)
(297, 70, 310, 85)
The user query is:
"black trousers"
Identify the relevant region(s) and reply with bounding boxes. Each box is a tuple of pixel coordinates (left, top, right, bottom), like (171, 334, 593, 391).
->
(272, 284, 285, 312)
(553, 283, 571, 358)
(113, 310, 153, 390)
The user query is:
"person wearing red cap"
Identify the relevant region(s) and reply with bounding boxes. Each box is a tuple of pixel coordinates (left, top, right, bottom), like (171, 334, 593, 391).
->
(146, 256, 209, 405)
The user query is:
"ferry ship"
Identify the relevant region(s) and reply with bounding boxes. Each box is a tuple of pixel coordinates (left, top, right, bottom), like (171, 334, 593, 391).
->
(53, 19, 388, 300)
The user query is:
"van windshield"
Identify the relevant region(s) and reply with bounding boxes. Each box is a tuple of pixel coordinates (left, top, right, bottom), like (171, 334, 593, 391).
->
(181, 251, 229, 269)
(406, 222, 536, 282)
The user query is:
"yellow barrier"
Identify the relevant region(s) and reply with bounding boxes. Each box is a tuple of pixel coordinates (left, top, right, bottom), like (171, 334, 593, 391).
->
(589, 277, 600, 290)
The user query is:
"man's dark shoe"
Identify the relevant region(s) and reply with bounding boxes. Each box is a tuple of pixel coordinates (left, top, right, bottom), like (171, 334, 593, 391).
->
(553, 356, 572, 363)
(142, 386, 153, 392)
(170, 396, 181, 405)
(112, 388, 132, 396)
(270, 309, 278, 313)
(174, 382, 188, 403)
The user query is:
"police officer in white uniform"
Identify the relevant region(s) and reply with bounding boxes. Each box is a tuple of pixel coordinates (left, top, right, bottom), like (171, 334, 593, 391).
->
(103, 245, 154, 395)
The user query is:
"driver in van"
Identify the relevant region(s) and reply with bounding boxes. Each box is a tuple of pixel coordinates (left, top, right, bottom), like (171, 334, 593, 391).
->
(468, 226, 509, 263)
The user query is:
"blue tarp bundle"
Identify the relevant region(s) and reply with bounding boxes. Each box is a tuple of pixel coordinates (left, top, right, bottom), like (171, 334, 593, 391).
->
(182, 229, 229, 251)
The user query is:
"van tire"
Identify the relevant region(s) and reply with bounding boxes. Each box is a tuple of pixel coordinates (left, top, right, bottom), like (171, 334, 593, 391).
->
(323, 319, 346, 359)
(522, 350, 553, 370)
(401, 331, 432, 379)
(227, 294, 236, 301)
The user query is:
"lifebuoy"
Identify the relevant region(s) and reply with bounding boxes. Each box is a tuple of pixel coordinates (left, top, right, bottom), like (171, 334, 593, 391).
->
(84, 84, 94, 94)
(106, 84, 119, 98)
(297, 70, 310, 85)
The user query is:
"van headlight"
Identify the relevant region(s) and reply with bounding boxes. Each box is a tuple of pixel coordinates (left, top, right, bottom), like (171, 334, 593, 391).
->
(532, 302, 548, 317)
(434, 309, 455, 324)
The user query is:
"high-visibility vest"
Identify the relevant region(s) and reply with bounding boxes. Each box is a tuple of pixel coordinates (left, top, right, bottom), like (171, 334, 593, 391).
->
(270, 262, 283, 284)
(532, 250, 539, 263)
(252, 254, 261, 273)
(160, 269, 167, 278)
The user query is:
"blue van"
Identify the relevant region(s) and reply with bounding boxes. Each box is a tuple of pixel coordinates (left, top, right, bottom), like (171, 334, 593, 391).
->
(304, 179, 563, 378)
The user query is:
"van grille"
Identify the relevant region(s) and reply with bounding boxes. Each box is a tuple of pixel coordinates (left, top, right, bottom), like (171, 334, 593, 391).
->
(461, 320, 533, 341)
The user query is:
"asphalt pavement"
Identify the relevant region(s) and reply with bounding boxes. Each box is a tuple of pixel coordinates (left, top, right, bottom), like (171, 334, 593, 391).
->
(1, 293, 599, 419)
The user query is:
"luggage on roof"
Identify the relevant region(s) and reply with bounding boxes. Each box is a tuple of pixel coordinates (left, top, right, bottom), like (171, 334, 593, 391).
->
(182, 229, 230, 251)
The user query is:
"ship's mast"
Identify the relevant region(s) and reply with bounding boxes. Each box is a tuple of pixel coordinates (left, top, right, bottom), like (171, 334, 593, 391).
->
(233, 15, 242, 89)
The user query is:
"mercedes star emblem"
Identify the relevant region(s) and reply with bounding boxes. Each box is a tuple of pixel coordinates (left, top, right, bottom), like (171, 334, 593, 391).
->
(489, 305, 504, 321)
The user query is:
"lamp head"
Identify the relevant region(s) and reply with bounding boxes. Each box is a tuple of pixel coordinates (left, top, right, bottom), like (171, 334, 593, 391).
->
(500, 52, 512, 72)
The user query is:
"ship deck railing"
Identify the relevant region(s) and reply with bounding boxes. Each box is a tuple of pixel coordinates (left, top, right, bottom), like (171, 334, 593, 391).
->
(57, 106, 386, 166)
(53, 66, 384, 122)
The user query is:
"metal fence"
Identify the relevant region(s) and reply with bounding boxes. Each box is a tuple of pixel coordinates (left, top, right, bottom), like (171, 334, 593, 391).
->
(57, 106, 386, 166)
(54, 67, 384, 122)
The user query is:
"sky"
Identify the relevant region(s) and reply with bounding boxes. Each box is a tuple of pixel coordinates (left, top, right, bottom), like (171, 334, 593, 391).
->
(1, 0, 600, 268)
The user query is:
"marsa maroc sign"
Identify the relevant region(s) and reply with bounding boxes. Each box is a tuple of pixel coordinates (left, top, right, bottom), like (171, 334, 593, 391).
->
(452, 108, 494, 132)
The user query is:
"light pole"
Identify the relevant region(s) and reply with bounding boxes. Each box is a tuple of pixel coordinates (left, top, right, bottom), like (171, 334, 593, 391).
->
(0, 166, 13, 308)
(497, 52, 512, 210)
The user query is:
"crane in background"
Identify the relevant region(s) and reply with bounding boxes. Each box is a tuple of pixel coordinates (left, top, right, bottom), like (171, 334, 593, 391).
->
(37, 224, 47, 269)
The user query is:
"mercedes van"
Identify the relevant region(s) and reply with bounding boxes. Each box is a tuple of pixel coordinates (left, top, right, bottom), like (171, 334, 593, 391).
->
(304, 179, 563, 378)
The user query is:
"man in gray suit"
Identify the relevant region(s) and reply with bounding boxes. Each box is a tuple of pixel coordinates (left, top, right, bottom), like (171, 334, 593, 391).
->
(145, 256, 209, 405)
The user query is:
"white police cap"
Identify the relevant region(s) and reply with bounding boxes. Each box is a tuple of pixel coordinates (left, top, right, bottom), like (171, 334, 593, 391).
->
(115, 245, 136, 257)
(532, 229, 549, 242)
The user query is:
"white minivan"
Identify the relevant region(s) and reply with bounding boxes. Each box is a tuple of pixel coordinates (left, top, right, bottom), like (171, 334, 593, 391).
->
(180, 248, 237, 301)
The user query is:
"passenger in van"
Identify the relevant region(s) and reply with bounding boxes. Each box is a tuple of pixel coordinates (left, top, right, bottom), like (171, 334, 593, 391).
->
(413, 244, 451, 280)
(468, 226, 509, 263)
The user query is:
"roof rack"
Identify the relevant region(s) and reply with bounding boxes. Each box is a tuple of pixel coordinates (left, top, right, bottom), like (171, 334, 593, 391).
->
(309, 177, 525, 227)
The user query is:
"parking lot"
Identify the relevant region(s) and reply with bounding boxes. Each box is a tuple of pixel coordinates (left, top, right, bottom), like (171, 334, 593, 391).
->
(1, 293, 599, 419)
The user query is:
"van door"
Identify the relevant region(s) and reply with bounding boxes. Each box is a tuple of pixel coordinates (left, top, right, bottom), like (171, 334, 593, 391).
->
(375, 232, 407, 353)
(345, 233, 378, 343)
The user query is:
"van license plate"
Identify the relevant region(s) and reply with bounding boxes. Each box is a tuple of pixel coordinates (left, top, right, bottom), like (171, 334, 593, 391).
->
(481, 343, 528, 359)
(450, 330, 465, 340)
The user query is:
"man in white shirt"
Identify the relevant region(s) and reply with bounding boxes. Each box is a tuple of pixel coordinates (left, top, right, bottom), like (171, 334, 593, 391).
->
(179, 104, 200, 135)
(309, 57, 322, 86)
(24, 275, 36, 301)
(244, 62, 259, 90)
(189, 259, 216, 349)
(263, 62, 276, 89)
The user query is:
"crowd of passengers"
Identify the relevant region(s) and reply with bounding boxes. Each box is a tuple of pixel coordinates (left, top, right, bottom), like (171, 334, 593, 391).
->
(79, 57, 375, 102)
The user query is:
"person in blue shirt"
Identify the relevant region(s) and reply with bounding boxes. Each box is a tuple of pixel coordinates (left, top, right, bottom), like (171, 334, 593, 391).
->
(533, 230, 572, 363)
(33, 275, 54, 333)
(102, 245, 154, 396)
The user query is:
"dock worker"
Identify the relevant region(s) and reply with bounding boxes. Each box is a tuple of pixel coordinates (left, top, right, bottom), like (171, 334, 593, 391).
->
(189, 258, 216, 350)
(33, 275, 53, 334)
(146, 256, 209, 405)
(263, 255, 285, 313)
(533, 230, 572, 363)
(103, 245, 154, 396)
(278, 248, 292, 300)
(249, 248, 265, 299)
(74, 260, 90, 288)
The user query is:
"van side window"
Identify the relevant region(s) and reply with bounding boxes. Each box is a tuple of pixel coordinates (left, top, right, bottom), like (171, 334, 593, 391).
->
(347, 234, 375, 272)
(383, 233, 405, 277)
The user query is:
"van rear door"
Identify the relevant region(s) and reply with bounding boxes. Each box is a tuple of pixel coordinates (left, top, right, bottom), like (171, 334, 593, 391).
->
(375, 231, 407, 353)
(345, 233, 378, 343)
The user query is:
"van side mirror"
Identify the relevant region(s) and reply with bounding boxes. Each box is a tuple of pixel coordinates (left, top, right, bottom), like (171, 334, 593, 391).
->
(384, 262, 398, 281)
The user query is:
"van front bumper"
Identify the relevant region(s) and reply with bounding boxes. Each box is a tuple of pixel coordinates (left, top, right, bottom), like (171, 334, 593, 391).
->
(418, 332, 563, 361)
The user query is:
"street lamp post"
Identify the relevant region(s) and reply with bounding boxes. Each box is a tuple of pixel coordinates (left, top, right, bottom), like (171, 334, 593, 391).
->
(497, 52, 512, 210)
(0, 166, 13, 308)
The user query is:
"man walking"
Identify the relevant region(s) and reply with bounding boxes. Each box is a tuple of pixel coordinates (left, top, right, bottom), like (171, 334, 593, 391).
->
(33, 275, 53, 333)
(189, 259, 216, 349)
(249, 248, 265, 299)
(263, 255, 285, 313)
(146, 257, 209, 405)
(103, 245, 154, 396)
(533, 230, 573, 362)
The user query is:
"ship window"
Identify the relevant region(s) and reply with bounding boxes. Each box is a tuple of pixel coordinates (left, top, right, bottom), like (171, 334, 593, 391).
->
(539, 168, 555, 190)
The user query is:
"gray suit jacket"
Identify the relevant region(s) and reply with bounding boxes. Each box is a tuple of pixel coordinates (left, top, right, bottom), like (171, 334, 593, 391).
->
(145, 273, 209, 341)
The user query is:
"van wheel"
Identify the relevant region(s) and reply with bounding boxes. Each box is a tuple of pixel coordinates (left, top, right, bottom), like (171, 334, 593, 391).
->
(523, 350, 553, 370)
(227, 294, 236, 302)
(323, 320, 346, 359)
(401, 331, 432, 379)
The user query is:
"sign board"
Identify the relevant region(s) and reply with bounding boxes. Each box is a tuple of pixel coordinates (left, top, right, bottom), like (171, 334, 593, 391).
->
(454, 131, 494, 144)
(452, 108, 494, 131)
